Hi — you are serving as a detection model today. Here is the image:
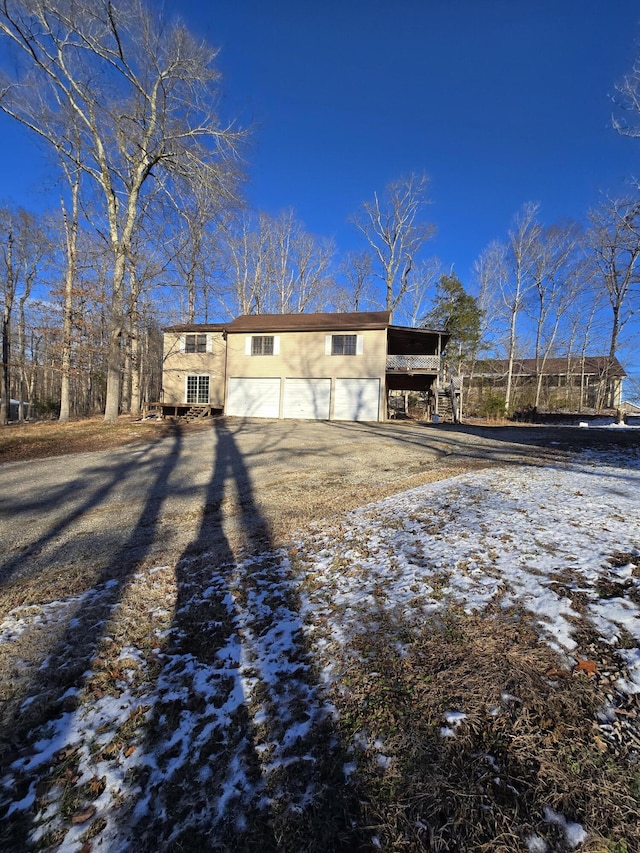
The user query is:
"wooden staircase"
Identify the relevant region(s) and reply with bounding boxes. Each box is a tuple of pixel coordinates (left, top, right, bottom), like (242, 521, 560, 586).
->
(437, 389, 454, 422)
(436, 376, 463, 423)
(184, 405, 212, 422)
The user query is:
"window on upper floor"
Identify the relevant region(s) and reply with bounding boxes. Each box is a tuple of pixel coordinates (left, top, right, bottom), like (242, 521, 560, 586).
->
(251, 335, 275, 356)
(331, 334, 357, 355)
(184, 333, 208, 353)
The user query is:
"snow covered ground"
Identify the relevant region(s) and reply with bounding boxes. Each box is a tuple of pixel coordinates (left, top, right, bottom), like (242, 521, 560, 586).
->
(1, 445, 640, 851)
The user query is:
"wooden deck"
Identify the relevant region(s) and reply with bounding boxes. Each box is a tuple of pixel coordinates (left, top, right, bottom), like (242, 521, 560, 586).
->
(142, 403, 222, 420)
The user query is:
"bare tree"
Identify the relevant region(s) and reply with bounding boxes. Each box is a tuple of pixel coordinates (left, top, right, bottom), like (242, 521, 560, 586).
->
(473, 240, 507, 361)
(57, 156, 82, 422)
(397, 257, 441, 328)
(502, 202, 542, 414)
(526, 222, 585, 407)
(588, 196, 640, 360)
(470, 205, 541, 415)
(160, 158, 242, 323)
(613, 57, 640, 139)
(0, 0, 242, 421)
(0, 207, 48, 425)
(222, 211, 270, 316)
(564, 284, 605, 410)
(339, 251, 377, 311)
(353, 173, 435, 318)
(223, 209, 335, 316)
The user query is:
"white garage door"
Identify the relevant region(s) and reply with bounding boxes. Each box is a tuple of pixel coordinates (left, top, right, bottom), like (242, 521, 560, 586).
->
(333, 378, 381, 421)
(227, 378, 281, 418)
(283, 378, 331, 420)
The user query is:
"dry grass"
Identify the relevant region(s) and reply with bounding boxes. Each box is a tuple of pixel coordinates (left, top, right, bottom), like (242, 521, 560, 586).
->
(2, 558, 640, 851)
(331, 609, 640, 852)
(2, 419, 640, 851)
(0, 416, 211, 463)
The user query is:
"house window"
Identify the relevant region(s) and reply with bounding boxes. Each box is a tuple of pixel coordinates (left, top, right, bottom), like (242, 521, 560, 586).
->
(331, 334, 357, 355)
(184, 333, 208, 353)
(186, 375, 209, 404)
(251, 335, 275, 356)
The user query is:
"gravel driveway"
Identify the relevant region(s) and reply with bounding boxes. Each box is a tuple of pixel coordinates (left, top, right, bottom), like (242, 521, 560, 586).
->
(1, 417, 637, 607)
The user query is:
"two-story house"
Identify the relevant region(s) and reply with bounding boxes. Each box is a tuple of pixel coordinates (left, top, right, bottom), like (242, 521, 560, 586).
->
(159, 311, 449, 422)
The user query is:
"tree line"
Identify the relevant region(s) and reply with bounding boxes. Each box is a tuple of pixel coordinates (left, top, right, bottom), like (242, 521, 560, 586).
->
(1, 0, 639, 423)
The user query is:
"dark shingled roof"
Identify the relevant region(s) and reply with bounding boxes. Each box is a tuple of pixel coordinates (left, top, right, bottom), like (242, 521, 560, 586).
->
(164, 312, 449, 336)
(163, 323, 227, 333)
(474, 356, 626, 378)
(225, 311, 392, 333)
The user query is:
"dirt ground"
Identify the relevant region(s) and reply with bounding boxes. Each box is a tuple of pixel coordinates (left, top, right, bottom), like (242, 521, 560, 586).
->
(2, 417, 640, 852)
(2, 416, 638, 612)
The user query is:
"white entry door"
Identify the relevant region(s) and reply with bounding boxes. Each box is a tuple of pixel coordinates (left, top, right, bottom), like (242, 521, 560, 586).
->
(283, 378, 331, 419)
(333, 378, 381, 421)
(226, 378, 281, 418)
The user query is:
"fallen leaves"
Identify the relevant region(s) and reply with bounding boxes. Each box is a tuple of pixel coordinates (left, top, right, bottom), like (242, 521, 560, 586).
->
(573, 659, 598, 677)
(71, 804, 96, 825)
(545, 659, 598, 680)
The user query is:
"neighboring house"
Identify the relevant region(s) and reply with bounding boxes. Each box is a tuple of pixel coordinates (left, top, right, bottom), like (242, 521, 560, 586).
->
(0, 399, 23, 421)
(159, 311, 449, 422)
(467, 356, 626, 413)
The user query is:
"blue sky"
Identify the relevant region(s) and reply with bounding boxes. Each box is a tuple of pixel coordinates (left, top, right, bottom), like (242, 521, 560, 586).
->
(1, 0, 639, 386)
(168, 0, 640, 280)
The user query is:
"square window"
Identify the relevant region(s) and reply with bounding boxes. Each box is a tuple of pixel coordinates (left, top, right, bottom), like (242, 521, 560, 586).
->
(185, 333, 207, 353)
(251, 335, 275, 355)
(331, 334, 357, 355)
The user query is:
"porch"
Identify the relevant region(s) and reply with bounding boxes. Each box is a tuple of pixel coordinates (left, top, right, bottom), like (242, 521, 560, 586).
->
(142, 403, 221, 421)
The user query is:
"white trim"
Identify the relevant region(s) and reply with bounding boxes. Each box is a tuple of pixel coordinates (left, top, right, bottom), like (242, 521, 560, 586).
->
(206, 334, 213, 353)
(356, 334, 364, 355)
(185, 373, 210, 404)
(245, 336, 252, 355)
(325, 335, 332, 355)
(179, 334, 186, 353)
(273, 335, 280, 355)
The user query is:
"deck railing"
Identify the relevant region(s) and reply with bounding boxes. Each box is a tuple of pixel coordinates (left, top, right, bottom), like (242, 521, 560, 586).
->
(386, 354, 441, 372)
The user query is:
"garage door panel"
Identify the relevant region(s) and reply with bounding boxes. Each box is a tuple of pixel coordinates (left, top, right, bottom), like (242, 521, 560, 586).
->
(334, 378, 380, 421)
(227, 378, 281, 418)
(283, 378, 331, 420)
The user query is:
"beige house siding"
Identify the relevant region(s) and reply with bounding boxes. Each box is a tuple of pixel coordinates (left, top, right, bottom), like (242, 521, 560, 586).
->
(162, 330, 226, 406)
(225, 328, 388, 419)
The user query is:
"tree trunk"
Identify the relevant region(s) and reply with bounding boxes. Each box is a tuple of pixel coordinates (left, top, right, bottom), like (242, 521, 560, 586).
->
(104, 247, 127, 423)
(104, 328, 122, 423)
(131, 332, 141, 415)
(0, 311, 10, 425)
(59, 188, 79, 422)
(504, 309, 517, 416)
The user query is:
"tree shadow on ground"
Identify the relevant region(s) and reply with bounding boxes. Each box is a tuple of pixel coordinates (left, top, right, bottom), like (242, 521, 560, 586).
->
(126, 420, 355, 851)
(0, 423, 185, 848)
(0, 437, 173, 588)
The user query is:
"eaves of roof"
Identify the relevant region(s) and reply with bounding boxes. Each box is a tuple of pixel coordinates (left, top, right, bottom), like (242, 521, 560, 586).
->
(225, 311, 392, 333)
(163, 323, 227, 333)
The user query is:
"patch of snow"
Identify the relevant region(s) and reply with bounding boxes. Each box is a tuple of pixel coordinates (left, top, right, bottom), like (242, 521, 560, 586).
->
(543, 806, 587, 848)
(2, 450, 640, 848)
(526, 835, 549, 853)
